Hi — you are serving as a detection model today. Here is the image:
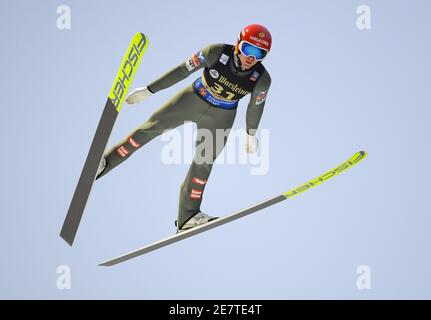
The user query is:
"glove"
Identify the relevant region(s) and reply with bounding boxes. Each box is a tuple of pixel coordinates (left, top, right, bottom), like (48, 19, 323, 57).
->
(125, 86, 153, 105)
(245, 132, 258, 154)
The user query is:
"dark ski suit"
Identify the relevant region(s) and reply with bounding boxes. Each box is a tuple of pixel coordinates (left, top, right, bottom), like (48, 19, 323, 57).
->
(97, 43, 271, 229)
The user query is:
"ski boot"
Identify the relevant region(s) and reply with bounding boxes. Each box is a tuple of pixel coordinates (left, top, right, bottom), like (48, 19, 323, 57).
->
(175, 212, 218, 233)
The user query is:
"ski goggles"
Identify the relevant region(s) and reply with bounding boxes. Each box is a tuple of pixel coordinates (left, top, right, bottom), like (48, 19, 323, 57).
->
(238, 40, 269, 61)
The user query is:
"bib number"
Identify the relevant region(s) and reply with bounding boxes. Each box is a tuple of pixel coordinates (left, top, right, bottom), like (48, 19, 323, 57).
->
(211, 83, 236, 100)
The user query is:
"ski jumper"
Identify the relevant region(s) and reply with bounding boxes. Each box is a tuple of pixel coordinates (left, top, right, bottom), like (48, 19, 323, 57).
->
(96, 43, 271, 229)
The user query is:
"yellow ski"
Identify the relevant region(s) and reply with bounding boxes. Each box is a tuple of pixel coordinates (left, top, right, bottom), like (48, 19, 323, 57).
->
(99, 151, 367, 266)
(61, 33, 149, 246)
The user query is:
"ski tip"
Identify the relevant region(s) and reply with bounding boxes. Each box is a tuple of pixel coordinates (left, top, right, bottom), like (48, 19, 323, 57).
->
(282, 150, 367, 199)
(355, 150, 368, 163)
(138, 32, 149, 41)
(134, 32, 149, 48)
(359, 150, 367, 157)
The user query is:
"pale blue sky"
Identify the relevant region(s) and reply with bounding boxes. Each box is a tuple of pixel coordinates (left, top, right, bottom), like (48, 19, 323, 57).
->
(0, 0, 430, 299)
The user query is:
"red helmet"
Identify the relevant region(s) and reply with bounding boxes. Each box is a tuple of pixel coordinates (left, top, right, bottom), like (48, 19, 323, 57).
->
(238, 24, 272, 52)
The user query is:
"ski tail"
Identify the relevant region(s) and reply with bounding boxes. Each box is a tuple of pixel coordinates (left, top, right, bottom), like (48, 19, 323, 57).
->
(60, 32, 149, 246)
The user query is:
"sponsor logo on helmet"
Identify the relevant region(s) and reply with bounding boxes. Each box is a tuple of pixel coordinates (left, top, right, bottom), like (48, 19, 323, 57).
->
(219, 53, 229, 65)
(259, 32, 266, 38)
(209, 69, 219, 79)
(249, 35, 270, 47)
(192, 177, 207, 185)
(116, 145, 130, 158)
